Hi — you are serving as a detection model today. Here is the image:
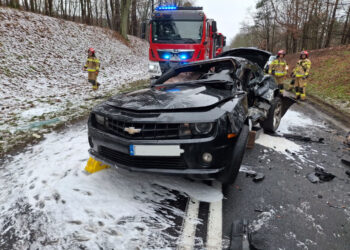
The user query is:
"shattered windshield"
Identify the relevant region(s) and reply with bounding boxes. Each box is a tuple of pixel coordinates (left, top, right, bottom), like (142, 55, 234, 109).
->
(152, 20, 203, 44)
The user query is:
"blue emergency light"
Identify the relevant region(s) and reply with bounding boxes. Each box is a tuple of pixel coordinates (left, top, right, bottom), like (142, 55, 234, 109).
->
(156, 5, 177, 11)
(162, 53, 171, 60)
(179, 54, 188, 60)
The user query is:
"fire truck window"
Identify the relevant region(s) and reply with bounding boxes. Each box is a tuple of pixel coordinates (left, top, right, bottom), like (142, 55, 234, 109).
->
(152, 21, 203, 43)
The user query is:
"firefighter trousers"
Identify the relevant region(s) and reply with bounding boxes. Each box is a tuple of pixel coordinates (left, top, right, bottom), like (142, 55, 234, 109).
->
(274, 76, 285, 94)
(294, 77, 307, 100)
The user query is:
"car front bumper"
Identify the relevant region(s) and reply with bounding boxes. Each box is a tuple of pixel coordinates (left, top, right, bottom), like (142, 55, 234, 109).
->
(88, 123, 235, 177)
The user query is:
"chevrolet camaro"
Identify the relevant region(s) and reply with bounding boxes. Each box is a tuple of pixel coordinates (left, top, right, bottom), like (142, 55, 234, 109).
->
(87, 48, 293, 184)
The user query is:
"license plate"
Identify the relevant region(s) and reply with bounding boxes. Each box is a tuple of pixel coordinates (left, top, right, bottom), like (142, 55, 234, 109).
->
(129, 145, 184, 157)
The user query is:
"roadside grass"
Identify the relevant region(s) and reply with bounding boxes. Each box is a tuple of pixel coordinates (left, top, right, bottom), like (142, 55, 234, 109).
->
(0, 79, 150, 157)
(285, 45, 350, 114)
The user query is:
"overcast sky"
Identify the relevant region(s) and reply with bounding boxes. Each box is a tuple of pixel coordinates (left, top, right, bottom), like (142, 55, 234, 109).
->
(194, 0, 257, 43)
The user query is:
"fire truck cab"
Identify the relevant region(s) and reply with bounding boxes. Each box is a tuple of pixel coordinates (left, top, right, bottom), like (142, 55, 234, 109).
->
(147, 6, 219, 78)
(215, 33, 227, 56)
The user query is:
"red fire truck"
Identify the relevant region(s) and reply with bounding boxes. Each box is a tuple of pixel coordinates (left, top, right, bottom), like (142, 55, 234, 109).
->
(215, 33, 227, 56)
(145, 5, 221, 79)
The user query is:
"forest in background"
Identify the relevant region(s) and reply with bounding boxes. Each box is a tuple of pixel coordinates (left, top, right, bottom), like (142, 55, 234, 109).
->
(231, 0, 350, 53)
(0, 0, 194, 39)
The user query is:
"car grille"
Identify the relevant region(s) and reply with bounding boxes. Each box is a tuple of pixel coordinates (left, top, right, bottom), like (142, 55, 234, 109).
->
(99, 146, 186, 169)
(104, 118, 181, 140)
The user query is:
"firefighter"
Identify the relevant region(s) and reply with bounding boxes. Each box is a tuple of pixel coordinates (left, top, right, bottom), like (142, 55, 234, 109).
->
(269, 50, 288, 94)
(83, 48, 100, 90)
(291, 51, 311, 101)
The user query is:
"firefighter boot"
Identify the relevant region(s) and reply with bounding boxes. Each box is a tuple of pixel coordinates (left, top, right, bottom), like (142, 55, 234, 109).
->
(288, 79, 295, 91)
(295, 87, 300, 100)
(92, 82, 100, 91)
(300, 86, 306, 101)
(279, 84, 284, 95)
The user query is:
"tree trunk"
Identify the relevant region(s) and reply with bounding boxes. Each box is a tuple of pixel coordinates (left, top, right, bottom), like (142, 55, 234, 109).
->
(115, 0, 121, 32)
(324, 0, 339, 48)
(131, 0, 137, 36)
(120, 0, 131, 39)
(105, 0, 112, 28)
(341, 6, 350, 44)
(23, 0, 29, 10)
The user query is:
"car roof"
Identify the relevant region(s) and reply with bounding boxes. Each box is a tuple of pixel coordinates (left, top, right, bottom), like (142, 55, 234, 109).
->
(218, 47, 272, 69)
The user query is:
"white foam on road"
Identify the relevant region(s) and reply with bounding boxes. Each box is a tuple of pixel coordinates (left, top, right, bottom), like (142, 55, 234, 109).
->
(278, 109, 324, 134)
(256, 133, 302, 155)
(0, 125, 223, 249)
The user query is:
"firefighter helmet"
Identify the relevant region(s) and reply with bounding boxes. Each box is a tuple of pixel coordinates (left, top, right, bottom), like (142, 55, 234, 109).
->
(300, 50, 309, 58)
(88, 48, 95, 55)
(277, 50, 286, 57)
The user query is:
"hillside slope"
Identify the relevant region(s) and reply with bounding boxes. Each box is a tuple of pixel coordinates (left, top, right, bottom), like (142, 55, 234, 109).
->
(285, 45, 350, 115)
(0, 7, 149, 155)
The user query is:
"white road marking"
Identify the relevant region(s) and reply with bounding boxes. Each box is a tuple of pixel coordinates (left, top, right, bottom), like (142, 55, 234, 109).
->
(207, 181, 223, 250)
(178, 198, 200, 250)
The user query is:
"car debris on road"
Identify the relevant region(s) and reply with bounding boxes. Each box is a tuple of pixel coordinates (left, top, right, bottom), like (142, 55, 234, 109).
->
(306, 167, 336, 184)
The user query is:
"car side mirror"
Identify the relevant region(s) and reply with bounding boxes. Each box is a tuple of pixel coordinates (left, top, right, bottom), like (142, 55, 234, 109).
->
(141, 22, 146, 39)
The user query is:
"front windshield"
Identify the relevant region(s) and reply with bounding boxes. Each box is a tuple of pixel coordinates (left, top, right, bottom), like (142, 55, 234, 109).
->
(152, 20, 203, 44)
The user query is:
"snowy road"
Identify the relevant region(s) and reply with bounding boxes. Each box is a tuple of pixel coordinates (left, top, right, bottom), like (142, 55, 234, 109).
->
(1, 102, 349, 249)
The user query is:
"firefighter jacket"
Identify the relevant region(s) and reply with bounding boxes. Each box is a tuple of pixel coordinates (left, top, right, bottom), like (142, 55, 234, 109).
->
(269, 58, 288, 77)
(84, 56, 100, 81)
(293, 59, 311, 78)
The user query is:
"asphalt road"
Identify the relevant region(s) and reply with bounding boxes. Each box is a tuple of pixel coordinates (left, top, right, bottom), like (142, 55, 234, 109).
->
(223, 102, 350, 250)
(0, 101, 349, 250)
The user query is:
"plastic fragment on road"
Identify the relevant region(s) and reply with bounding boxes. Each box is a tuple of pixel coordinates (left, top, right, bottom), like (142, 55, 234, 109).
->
(306, 172, 319, 183)
(253, 173, 265, 182)
(85, 157, 110, 174)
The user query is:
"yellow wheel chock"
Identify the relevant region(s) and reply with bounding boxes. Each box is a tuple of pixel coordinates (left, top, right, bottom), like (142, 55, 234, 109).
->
(85, 157, 110, 174)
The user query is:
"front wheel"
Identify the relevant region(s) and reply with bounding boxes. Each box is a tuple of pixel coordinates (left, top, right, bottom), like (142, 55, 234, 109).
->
(260, 97, 282, 133)
(217, 125, 249, 185)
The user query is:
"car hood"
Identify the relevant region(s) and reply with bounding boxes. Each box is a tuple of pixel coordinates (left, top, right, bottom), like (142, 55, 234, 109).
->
(218, 48, 272, 69)
(107, 84, 234, 112)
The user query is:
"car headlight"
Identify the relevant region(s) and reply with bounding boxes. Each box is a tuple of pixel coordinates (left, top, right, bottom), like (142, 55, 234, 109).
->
(95, 114, 105, 125)
(193, 123, 214, 135)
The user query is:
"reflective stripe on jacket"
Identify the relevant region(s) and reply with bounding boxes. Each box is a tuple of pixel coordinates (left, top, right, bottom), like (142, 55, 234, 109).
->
(84, 56, 100, 81)
(293, 59, 311, 78)
(268, 59, 288, 77)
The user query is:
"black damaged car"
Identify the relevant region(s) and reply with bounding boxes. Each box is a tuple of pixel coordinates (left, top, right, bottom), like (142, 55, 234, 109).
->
(87, 48, 293, 184)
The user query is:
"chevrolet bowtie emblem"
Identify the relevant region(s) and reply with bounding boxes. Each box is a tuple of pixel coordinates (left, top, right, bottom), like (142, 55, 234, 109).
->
(124, 127, 141, 135)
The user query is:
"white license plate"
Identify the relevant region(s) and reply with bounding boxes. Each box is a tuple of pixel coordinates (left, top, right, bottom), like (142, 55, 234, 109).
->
(129, 145, 184, 157)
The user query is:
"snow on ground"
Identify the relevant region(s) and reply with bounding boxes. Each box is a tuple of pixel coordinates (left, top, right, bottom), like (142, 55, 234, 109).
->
(0, 7, 149, 154)
(0, 124, 222, 249)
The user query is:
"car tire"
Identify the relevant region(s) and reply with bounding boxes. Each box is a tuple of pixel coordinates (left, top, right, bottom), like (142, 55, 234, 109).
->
(217, 124, 249, 186)
(260, 97, 282, 133)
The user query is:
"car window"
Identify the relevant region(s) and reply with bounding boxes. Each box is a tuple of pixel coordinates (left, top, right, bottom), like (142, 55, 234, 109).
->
(164, 72, 202, 84)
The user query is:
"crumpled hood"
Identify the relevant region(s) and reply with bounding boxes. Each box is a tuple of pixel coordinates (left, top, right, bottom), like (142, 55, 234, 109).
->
(107, 84, 233, 111)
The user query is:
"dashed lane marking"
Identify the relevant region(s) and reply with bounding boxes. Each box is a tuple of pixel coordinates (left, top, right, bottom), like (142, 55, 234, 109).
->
(206, 181, 223, 249)
(178, 198, 200, 250)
